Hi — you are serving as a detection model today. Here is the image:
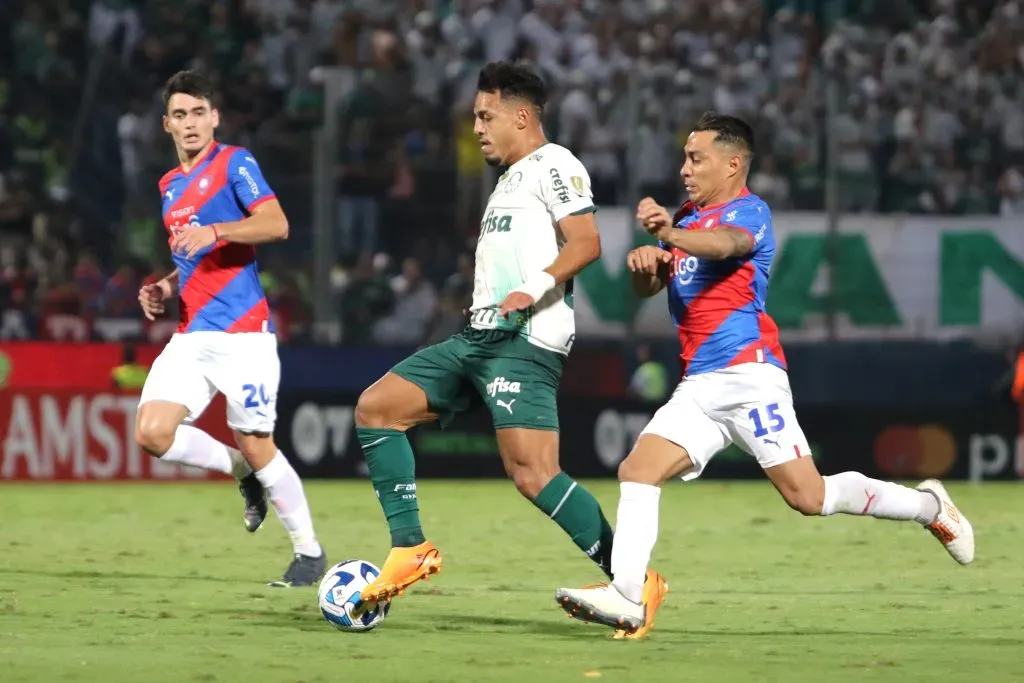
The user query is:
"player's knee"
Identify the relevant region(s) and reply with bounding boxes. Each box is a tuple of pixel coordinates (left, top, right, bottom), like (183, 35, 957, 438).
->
(135, 418, 174, 457)
(617, 457, 639, 483)
(617, 455, 658, 485)
(784, 488, 824, 517)
(354, 386, 391, 429)
(510, 466, 552, 499)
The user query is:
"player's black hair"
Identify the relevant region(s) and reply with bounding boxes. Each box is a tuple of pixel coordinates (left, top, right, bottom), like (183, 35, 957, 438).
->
(162, 70, 216, 109)
(477, 61, 548, 113)
(693, 111, 755, 158)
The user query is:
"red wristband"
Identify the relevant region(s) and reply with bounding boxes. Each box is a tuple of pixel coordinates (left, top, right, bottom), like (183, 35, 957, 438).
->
(211, 224, 220, 241)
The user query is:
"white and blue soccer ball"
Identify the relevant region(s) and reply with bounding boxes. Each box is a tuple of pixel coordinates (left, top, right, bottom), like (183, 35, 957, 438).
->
(317, 560, 390, 632)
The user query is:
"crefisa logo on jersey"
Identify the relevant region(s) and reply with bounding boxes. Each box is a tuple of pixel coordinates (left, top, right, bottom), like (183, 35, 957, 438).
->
(550, 168, 570, 203)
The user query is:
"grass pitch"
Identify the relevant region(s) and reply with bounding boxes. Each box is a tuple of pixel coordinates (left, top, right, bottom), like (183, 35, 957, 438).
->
(1, 480, 1021, 683)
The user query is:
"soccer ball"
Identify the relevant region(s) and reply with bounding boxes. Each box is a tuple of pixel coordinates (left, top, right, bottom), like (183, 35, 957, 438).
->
(317, 560, 390, 632)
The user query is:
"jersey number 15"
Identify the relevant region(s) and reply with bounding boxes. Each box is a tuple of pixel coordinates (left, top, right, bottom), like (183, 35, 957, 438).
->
(748, 402, 785, 437)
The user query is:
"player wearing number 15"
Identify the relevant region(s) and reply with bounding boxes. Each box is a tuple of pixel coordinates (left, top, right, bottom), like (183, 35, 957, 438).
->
(135, 71, 326, 587)
(555, 112, 975, 638)
(351, 61, 639, 621)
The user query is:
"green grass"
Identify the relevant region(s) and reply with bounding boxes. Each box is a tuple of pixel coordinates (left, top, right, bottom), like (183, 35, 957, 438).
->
(0, 481, 1021, 683)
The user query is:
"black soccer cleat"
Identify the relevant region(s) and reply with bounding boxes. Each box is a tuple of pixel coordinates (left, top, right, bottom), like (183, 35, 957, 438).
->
(268, 552, 328, 588)
(238, 473, 268, 533)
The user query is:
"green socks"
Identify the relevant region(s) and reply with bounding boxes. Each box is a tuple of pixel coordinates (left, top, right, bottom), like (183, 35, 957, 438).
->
(358, 428, 614, 575)
(533, 472, 615, 578)
(357, 427, 425, 547)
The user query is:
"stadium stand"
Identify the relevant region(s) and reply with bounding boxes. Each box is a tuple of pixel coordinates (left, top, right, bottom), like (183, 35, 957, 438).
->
(2, 0, 1022, 344)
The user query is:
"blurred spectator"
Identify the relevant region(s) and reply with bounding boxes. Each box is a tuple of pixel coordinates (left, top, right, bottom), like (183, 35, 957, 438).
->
(748, 154, 791, 208)
(102, 264, 138, 317)
(73, 249, 105, 314)
(340, 252, 396, 346)
(111, 342, 149, 389)
(3, 0, 1024, 345)
(998, 165, 1024, 216)
(337, 117, 387, 259)
(372, 257, 437, 346)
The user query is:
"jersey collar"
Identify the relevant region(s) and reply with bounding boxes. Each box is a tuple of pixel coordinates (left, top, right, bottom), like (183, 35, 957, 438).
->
(696, 187, 750, 214)
(177, 141, 220, 176)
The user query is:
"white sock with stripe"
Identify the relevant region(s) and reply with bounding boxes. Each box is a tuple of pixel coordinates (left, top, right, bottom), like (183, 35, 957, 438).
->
(821, 471, 939, 524)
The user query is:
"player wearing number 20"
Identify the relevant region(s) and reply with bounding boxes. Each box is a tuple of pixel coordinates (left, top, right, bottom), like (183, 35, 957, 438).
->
(555, 112, 975, 638)
(135, 71, 326, 587)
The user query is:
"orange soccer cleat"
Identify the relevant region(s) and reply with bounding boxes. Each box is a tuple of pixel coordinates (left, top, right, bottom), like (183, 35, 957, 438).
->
(357, 541, 443, 608)
(614, 569, 669, 640)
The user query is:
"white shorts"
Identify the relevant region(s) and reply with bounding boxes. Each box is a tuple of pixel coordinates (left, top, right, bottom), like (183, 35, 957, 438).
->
(139, 332, 280, 433)
(639, 363, 811, 480)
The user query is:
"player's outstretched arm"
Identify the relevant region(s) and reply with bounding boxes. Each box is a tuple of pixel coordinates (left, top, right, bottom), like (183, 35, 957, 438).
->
(656, 226, 753, 260)
(213, 199, 289, 245)
(637, 197, 754, 261)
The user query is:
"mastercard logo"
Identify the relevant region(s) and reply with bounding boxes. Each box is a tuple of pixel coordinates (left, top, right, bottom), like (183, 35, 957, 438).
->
(873, 425, 956, 478)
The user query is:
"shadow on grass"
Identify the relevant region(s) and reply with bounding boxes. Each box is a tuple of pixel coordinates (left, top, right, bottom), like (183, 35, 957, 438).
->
(0, 567, 244, 584)
(201, 607, 689, 641)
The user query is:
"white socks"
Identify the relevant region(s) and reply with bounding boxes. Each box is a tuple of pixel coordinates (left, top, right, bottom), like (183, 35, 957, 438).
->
(160, 425, 252, 479)
(255, 452, 323, 558)
(822, 471, 939, 524)
(610, 482, 661, 604)
(161, 431, 322, 556)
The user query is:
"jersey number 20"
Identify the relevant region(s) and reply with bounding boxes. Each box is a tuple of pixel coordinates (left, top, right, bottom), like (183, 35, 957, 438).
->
(243, 383, 271, 409)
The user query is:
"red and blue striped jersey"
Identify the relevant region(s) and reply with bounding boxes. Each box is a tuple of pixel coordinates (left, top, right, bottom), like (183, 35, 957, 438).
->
(159, 143, 276, 334)
(661, 188, 786, 377)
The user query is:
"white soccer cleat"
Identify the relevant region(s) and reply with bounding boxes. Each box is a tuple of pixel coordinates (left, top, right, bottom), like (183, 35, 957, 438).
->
(555, 584, 644, 633)
(917, 479, 974, 565)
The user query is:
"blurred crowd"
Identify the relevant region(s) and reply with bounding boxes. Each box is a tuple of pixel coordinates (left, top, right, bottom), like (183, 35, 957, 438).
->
(1, 0, 1023, 345)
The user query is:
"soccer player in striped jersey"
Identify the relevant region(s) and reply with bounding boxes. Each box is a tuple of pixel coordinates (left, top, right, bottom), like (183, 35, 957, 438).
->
(135, 70, 326, 587)
(555, 112, 974, 638)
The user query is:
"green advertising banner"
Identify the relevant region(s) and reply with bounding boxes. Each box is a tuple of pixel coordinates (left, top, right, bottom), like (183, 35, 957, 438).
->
(575, 210, 1024, 341)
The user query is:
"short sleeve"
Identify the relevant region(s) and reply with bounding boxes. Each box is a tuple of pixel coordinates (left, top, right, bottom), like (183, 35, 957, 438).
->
(539, 150, 595, 223)
(227, 148, 276, 212)
(719, 202, 772, 254)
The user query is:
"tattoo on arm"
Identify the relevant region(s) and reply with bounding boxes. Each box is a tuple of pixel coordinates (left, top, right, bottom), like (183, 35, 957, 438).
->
(722, 227, 754, 257)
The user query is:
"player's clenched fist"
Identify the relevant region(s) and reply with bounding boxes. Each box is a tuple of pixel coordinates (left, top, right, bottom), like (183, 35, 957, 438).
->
(627, 246, 672, 275)
(138, 280, 173, 321)
(636, 197, 673, 240)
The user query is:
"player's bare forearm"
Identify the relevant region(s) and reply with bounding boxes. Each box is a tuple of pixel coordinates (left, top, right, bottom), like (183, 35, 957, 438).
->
(658, 227, 752, 260)
(544, 234, 601, 283)
(162, 269, 180, 295)
(216, 200, 289, 245)
(544, 212, 601, 283)
(631, 268, 667, 298)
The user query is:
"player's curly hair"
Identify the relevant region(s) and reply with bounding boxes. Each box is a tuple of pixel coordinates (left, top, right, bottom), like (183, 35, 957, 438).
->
(477, 61, 548, 113)
(693, 111, 755, 158)
(162, 70, 216, 109)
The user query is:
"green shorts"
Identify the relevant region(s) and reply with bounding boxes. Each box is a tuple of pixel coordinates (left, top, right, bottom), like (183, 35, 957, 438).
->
(391, 327, 564, 431)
